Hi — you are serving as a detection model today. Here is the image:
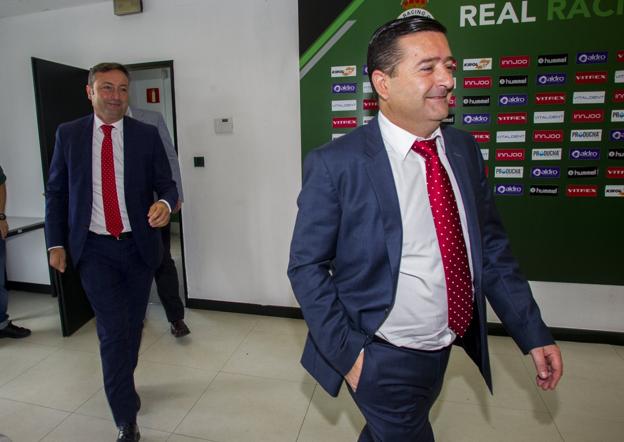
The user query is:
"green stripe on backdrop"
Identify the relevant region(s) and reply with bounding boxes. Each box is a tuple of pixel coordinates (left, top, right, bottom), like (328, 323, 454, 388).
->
(299, 0, 366, 70)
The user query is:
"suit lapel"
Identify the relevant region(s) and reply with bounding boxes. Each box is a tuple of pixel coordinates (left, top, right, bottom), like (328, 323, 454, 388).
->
(362, 119, 403, 286)
(76, 116, 94, 208)
(441, 127, 483, 286)
(123, 116, 139, 202)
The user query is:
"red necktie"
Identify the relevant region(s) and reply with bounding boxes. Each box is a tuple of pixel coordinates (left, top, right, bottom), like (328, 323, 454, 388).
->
(100, 125, 124, 238)
(411, 138, 473, 337)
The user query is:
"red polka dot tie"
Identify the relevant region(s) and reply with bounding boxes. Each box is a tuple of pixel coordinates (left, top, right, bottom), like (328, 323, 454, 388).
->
(411, 138, 473, 337)
(100, 125, 124, 238)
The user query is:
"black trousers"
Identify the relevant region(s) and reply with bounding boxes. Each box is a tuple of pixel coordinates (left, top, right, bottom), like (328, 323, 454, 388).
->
(154, 223, 184, 322)
(348, 339, 451, 442)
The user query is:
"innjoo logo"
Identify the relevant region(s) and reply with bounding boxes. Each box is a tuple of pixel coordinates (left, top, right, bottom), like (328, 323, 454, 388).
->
(533, 130, 563, 142)
(572, 110, 604, 123)
(496, 149, 525, 161)
(500, 56, 530, 68)
(566, 185, 597, 198)
(464, 76, 492, 88)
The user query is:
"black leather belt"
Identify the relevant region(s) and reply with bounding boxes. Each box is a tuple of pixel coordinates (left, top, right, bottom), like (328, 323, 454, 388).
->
(89, 231, 133, 240)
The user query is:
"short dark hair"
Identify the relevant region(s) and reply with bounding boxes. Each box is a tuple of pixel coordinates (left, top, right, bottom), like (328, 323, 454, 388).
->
(367, 16, 447, 92)
(88, 62, 130, 86)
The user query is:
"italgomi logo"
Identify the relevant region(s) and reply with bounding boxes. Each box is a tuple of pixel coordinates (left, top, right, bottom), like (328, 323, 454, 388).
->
(615, 70, 624, 83)
(605, 185, 624, 198)
(570, 148, 600, 160)
(480, 149, 489, 160)
(331, 100, 357, 112)
(494, 184, 523, 195)
(496, 131, 526, 143)
(494, 167, 524, 178)
(611, 110, 624, 122)
(573, 91, 605, 104)
(463, 58, 492, 71)
(570, 129, 602, 142)
(533, 111, 565, 124)
(330, 65, 357, 77)
(532, 148, 562, 160)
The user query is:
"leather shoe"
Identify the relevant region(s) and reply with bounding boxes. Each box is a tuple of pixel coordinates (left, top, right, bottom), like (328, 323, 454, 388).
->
(170, 319, 190, 338)
(0, 321, 31, 339)
(116, 423, 140, 441)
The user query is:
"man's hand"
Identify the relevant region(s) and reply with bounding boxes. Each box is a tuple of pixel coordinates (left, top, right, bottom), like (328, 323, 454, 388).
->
(0, 219, 8, 240)
(529, 344, 563, 390)
(49, 248, 67, 273)
(345, 351, 365, 392)
(173, 200, 182, 214)
(147, 201, 171, 228)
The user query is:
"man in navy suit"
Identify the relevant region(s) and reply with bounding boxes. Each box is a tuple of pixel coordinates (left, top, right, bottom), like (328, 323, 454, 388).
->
(46, 62, 177, 442)
(288, 17, 562, 442)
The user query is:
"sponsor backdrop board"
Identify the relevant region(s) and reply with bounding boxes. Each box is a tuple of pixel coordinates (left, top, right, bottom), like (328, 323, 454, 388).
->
(299, 0, 623, 285)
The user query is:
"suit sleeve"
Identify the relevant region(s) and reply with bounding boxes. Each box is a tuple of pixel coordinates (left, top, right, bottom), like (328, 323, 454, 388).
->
(287, 149, 367, 376)
(154, 113, 183, 202)
(473, 141, 554, 353)
(44, 128, 69, 248)
(151, 128, 178, 210)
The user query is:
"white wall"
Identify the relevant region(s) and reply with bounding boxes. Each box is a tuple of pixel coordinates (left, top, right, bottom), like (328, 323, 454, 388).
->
(0, 0, 302, 307)
(0, 0, 621, 331)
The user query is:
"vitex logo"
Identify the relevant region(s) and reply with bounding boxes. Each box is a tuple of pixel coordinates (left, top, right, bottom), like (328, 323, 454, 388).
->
(611, 110, 624, 122)
(363, 99, 378, 110)
(618, 51, 624, 63)
(530, 185, 559, 196)
(463, 113, 490, 125)
(575, 71, 608, 84)
(572, 110, 604, 123)
(332, 83, 357, 94)
(533, 111, 565, 124)
(463, 58, 492, 71)
(332, 117, 357, 128)
(494, 167, 523, 178)
(471, 131, 490, 143)
(535, 92, 566, 105)
(531, 166, 560, 178)
(331, 100, 357, 112)
(576, 51, 608, 64)
(614, 90, 624, 103)
(499, 94, 528, 106)
(610, 129, 624, 142)
(497, 112, 527, 125)
(496, 149, 525, 161)
(362, 82, 373, 94)
(570, 129, 602, 142)
(449, 95, 457, 107)
(567, 166, 599, 178)
(615, 70, 624, 83)
(463, 95, 490, 106)
(533, 130, 563, 143)
(567, 184, 597, 197)
(537, 53, 568, 66)
(494, 184, 524, 195)
(573, 91, 605, 104)
(536, 73, 566, 86)
(606, 167, 624, 178)
(605, 185, 624, 197)
(464, 77, 492, 88)
(532, 148, 562, 160)
(570, 148, 600, 160)
(331, 65, 357, 77)
(480, 149, 489, 160)
(499, 56, 530, 69)
(496, 131, 526, 143)
(499, 75, 528, 87)
(608, 149, 624, 160)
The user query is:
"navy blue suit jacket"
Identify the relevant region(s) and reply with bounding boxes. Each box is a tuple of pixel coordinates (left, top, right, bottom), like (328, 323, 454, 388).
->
(287, 118, 553, 396)
(45, 115, 178, 269)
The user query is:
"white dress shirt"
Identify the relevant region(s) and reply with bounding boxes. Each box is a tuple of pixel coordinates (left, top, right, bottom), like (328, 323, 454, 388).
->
(376, 111, 474, 350)
(89, 115, 131, 234)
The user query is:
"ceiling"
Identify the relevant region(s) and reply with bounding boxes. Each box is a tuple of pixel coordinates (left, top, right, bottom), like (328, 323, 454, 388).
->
(0, 0, 109, 19)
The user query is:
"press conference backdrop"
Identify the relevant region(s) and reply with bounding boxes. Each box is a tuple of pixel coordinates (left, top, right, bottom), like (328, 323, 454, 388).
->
(299, 0, 624, 286)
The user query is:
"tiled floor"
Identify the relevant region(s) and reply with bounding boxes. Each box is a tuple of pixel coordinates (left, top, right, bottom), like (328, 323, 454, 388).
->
(0, 291, 623, 442)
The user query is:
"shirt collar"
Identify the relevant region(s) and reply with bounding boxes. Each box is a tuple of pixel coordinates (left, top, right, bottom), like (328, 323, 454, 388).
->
(378, 111, 443, 160)
(94, 114, 124, 132)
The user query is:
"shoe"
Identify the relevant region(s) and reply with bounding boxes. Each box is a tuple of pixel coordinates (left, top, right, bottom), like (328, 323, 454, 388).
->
(0, 321, 31, 339)
(116, 423, 140, 441)
(170, 319, 190, 338)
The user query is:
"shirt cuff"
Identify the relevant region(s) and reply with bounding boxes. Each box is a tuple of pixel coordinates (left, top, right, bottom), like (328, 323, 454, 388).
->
(158, 199, 172, 213)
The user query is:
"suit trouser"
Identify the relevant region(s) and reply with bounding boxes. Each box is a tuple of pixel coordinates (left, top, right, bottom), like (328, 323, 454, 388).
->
(78, 233, 153, 427)
(154, 223, 184, 323)
(0, 239, 9, 328)
(348, 339, 451, 442)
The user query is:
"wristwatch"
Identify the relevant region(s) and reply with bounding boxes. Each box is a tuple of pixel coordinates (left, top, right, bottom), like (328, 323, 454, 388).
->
(0, 213, 6, 221)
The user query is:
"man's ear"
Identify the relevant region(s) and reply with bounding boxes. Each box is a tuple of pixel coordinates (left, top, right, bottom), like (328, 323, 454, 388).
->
(371, 70, 389, 101)
(86, 85, 93, 100)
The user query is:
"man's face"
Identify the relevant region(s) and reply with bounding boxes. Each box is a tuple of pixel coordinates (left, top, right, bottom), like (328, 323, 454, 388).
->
(86, 69, 129, 124)
(373, 31, 455, 137)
